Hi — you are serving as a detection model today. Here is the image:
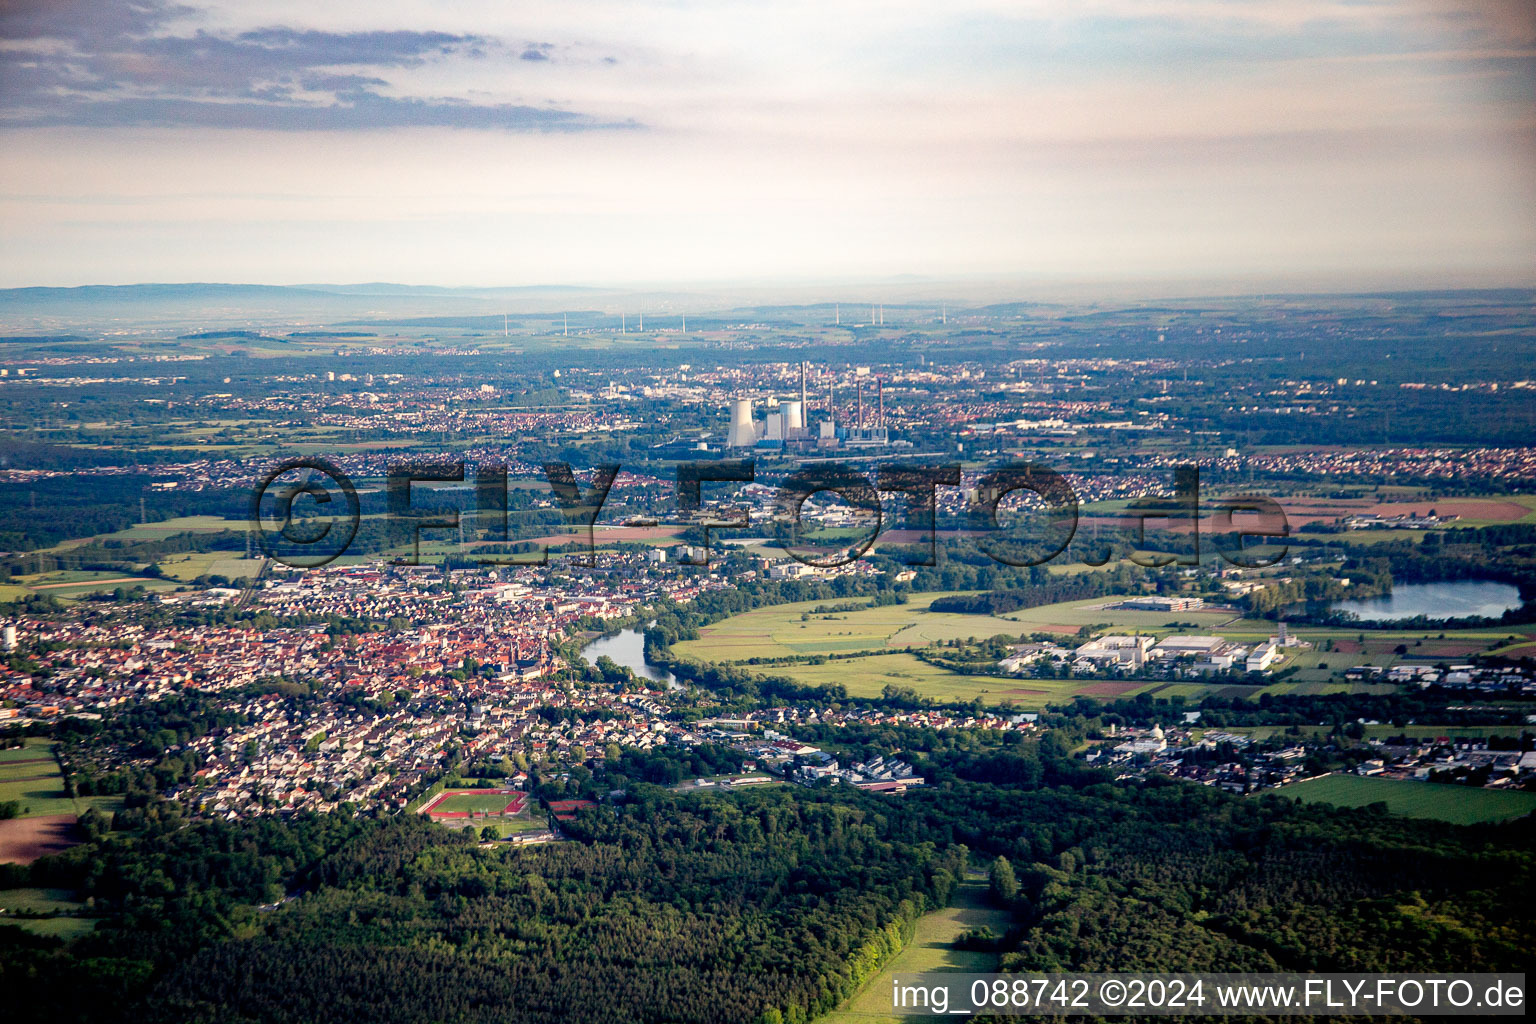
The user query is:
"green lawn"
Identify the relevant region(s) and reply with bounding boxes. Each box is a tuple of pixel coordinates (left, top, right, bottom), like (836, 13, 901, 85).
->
(1276, 774, 1536, 824)
(821, 876, 1013, 1024)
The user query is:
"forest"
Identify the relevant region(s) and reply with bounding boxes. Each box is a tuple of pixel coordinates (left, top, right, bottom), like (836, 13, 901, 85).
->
(2, 734, 1531, 1024)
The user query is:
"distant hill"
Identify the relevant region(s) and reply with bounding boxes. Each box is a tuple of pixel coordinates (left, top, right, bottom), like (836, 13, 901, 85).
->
(0, 282, 624, 330)
(0, 283, 334, 304)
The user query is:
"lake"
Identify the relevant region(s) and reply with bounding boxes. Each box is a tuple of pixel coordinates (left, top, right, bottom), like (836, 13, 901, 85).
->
(1329, 580, 1523, 623)
(580, 627, 679, 688)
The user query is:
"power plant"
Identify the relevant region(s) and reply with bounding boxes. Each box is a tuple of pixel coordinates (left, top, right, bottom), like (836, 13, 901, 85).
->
(724, 362, 888, 450)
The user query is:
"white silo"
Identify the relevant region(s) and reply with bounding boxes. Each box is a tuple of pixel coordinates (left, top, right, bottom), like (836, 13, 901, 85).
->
(727, 399, 757, 447)
(2, 625, 15, 651)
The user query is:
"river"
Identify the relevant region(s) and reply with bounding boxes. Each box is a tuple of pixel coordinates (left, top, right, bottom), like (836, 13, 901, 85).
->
(1329, 580, 1523, 623)
(580, 627, 680, 688)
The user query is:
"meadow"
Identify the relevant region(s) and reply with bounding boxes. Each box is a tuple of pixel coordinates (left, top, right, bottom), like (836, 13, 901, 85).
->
(671, 590, 1521, 707)
(0, 739, 68, 815)
(673, 592, 1045, 665)
(1276, 774, 1536, 824)
(820, 875, 1011, 1024)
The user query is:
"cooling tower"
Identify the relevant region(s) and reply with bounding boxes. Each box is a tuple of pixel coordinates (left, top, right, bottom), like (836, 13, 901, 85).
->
(781, 400, 804, 436)
(727, 398, 757, 447)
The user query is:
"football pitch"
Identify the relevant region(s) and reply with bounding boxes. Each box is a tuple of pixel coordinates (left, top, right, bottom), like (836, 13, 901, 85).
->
(421, 789, 525, 816)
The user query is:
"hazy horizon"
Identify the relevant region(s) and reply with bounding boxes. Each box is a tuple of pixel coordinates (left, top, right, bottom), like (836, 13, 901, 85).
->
(3, 0, 1535, 290)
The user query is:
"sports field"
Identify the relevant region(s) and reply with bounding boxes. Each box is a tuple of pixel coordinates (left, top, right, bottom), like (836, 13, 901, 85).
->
(419, 788, 526, 817)
(821, 876, 1012, 1024)
(1277, 774, 1536, 824)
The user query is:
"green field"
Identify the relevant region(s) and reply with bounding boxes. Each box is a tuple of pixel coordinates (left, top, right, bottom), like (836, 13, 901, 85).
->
(670, 593, 1248, 706)
(673, 593, 1033, 662)
(755, 651, 1142, 705)
(671, 593, 1230, 707)
(673, 593, 1267, 666)
(0, 740, 121, 819)
(0, 915, 96, 940)
(1223, 724, 1517, 742)
(0, 887, 94, 940)
(0, 740, 68, 815)
(12, 570, 179, 598)
(821, 876, 1012, 1024)
(671, 587, 1524, 708)
(157, 550, 262, 582)
(1277, 774, 1536, 824)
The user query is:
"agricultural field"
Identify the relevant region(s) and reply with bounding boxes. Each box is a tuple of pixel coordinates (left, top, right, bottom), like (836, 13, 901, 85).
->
(0, 740, 68, 815)
(673, 593, 1050, 664)
(997, 598, 1247, 634)
(758, 652, 1132, 704)
(1220, 724, 1518, 743)
(1276, 774, 1536, 824)
(10, 570, 179, 598)
(673, 590, 1519, 708)
(821, 876, 1011, 1024)
(156, 550, 262, 582)
(0, 886, 94, 940)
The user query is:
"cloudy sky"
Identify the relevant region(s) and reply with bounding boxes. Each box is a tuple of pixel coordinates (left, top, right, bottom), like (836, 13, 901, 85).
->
(1, 0, 1533, 289)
